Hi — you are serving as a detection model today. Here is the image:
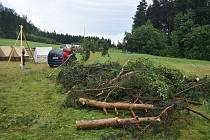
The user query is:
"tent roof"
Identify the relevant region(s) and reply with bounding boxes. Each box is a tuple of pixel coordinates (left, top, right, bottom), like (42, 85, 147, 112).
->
(0, 46, 12, 57)
(13, 47, 29, 57)
(35, 47, 52, 55)
(0, 46, 29, 57)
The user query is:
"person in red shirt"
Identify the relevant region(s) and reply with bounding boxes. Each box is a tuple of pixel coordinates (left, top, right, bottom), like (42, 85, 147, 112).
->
(62, 48, 73, 64)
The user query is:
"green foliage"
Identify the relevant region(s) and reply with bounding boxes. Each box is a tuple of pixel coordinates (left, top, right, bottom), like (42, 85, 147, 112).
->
(123, 59, 184, 99)
(80, 38, 110, 61)
(172, 11, 195, 57)
(57, 61, 87, 90)
(146, 0, 175, 36)
(172, 11, 210, 60)
(58, 57, 210, 139)
(58, 58, 184, 107)
(132, 0, 148, 30)
(184, 25, 210, 60)
(129, 0, 210, 60)
(175, 0, 210, 25)
(133, 0, 210, 36)
(124, 22, 168, 56)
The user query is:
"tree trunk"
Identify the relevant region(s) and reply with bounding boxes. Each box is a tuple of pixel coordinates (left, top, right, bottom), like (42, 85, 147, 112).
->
(79, 98, 154, 111)
(76, 117, 160, 129)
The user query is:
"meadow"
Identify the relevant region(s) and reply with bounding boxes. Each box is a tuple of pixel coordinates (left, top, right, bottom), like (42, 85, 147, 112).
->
(0, 38, 59, 48)
(85, 49, 210, 77)
(0, 38, 210, 139)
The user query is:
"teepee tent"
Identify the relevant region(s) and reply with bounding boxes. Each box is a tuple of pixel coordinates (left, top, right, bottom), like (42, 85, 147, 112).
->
(34, 47, 52, 63)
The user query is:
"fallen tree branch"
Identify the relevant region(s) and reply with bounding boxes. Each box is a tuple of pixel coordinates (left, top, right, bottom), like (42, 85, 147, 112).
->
(186, 107, 210, 121)
(157, 104, 175, 118)
(76, 117, 160, 129)
(108, 68, 125, 84)
(104, 88, 116, 102)
(72, 86, 131, 92)
(185, 100, 203, 105)
(120, 71, 135, 79)
(176, 98, 203, 105)
(79, 98, 155, 111)
(108, 60, 131, 85)
(175, 81, 210, 96)
(140, 123, 152, 135)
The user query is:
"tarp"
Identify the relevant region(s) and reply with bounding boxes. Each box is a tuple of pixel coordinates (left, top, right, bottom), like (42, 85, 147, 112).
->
(34, 47, 52, 63)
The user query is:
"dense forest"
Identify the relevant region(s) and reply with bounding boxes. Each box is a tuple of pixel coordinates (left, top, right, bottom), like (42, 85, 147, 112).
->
(0, 3, 112, 47)
(118, 0, 210, 60)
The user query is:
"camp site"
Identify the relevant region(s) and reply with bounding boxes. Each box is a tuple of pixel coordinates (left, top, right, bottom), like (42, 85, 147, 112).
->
(0, 0, 210, 140)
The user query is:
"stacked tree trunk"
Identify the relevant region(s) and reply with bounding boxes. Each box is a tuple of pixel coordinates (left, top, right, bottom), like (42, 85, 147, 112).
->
(76, 98, 161, 129)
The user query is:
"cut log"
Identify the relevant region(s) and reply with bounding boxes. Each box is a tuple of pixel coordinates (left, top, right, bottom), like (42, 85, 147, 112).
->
(76, 117, 160, 129)
(79, 98, 154, 111)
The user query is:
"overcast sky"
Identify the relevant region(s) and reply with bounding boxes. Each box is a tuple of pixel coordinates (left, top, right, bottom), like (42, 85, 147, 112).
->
(1, 0, 152, 43)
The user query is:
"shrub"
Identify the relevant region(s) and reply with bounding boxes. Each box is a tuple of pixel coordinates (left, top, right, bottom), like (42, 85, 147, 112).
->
(124, 21, 167, 56)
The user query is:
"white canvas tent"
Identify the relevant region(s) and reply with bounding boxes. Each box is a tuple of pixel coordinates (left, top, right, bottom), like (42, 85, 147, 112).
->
(0, 46, 12, 59)
(34, 47, 52, 63)
(0, 46, 29, 60)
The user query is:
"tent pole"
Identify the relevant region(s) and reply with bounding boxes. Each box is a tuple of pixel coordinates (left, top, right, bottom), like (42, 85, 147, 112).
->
(22, 31, 36, 64)
(20, 25, 23, 68)
(7, 31, 21, 64)
(7, 47, 15, 64)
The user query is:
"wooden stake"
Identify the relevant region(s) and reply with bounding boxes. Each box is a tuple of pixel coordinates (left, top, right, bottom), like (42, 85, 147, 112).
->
(22, 31, 36, 64)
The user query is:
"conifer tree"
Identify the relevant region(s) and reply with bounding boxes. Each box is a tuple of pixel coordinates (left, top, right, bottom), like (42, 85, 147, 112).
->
(132, 0, 148, 30)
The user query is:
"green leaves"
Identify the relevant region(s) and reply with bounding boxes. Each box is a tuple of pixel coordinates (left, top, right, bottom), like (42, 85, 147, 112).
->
(124, 21, 167, 56)
(80, 38, 110, 61)
(123, 58, 184, 99)
(172, 11, 210, 60)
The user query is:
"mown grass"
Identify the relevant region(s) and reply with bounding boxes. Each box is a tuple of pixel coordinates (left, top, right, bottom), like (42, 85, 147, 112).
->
(83, 49, 210, 77)
(0, 38, 59, 48)
(0, 62, 118, 140)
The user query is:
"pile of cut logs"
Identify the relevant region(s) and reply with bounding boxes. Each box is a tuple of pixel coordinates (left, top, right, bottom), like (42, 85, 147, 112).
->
(76, 98, 174, 129)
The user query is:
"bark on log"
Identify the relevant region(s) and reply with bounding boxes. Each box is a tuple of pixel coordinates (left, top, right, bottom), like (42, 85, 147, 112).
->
(79, 98, 154, 111)
(76, 117, 160, 129)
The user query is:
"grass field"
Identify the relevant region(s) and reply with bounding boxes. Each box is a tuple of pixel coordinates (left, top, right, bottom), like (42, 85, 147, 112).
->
(85, 49, 210, 77)
(0, 62, 119, 139)
(0, 38, 210, 139)
(0, 38, 59, 48)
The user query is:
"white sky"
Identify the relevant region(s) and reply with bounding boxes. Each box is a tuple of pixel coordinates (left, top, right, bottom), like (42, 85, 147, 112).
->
(1, 0, 152, 43)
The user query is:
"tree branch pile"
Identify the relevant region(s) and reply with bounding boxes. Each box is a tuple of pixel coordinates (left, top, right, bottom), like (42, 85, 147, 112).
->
(57, 58, 210, 137)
